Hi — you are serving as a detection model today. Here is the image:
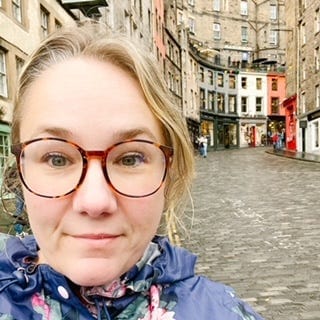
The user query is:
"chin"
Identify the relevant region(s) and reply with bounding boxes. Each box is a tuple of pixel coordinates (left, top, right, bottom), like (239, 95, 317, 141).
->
(64, 261, 123, 287)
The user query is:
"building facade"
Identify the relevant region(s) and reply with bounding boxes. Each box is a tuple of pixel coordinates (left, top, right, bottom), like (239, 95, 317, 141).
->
(0, 0, 75, 180)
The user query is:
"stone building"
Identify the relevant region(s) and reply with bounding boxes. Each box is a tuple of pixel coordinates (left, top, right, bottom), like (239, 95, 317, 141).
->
(0, 0, 75, 180)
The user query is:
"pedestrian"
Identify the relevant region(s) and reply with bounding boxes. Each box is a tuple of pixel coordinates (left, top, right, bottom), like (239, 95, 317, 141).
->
(198, 134, 208, 158)
(0, 24, 263, 320)
(272, 132, 279, 150)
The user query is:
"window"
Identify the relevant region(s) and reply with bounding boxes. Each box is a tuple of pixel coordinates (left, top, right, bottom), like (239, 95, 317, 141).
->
(208, 70, 213, 85)
(316, 85, 320, 109)
(240, 0, 248, 15)
(271, 78, 278, 90)
(188, 17, 195, 34)
(0, 0, 3, 7)
(200, 88, 206, 109)
(208, 91, 214, 110)
(301, 23, 306, 45)
(217, 73, 224, 87)
(313, 121, 319, 148)
(55, 19, 62, 30)
(301, 92, 306, 114)
(269, 30, 278, 45)
(270, 4, 277, 20)
(0, 133, 10, 180)
(271, 97, 279, 113)
(315, 8, 320, 34)
(217, 93, 225, 112)
(256, 78, 262, 89)
(241, 26, 248, 43)
(315, 47, 319, 71)
(188, 0, 195, 5)
(229, 75, 236, 89)
(229, 95, 236, 113)
(199, 67, 204, 82)
(12, 0, 22, 23)
(241, 77, 247, 89)
(269, 30, 278, 44)
(213, 0, 220, 11)
(40, 7, 49, 39)
(16, 56, 24, 78)
(213, 23, 221, 40)
(241, 97, 247, 113)
(301, 59, 306, 80)
(0, 50, 8, 98)
(256, 97, 262, 112)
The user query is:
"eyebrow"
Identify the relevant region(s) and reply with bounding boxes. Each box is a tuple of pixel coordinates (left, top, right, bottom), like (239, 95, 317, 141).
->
(34, 127, 159, 143)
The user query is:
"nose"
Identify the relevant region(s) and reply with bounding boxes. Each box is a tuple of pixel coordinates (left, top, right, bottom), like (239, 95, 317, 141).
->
(72, 159, 118, 217)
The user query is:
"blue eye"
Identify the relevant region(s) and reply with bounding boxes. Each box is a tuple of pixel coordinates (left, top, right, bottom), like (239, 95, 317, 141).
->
(120, 153, 145, 167)
(43, 153, 70, 168)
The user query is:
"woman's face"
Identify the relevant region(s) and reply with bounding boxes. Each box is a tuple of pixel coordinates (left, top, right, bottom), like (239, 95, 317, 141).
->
(19, 57, 166, 286)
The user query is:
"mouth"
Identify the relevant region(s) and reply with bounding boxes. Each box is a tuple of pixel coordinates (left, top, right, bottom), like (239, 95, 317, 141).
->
(73, 234, 118, 240)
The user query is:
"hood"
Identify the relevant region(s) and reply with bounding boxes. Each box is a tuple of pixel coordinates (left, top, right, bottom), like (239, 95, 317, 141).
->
(0, 234, 197, 319)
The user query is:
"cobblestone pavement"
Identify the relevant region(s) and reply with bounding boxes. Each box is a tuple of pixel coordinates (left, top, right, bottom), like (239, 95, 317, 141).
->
(179, 147, 320, 320)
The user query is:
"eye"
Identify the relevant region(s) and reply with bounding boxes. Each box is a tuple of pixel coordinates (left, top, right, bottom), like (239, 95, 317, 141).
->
(119, 153, 145, 167)
(42, 153, 71, 168)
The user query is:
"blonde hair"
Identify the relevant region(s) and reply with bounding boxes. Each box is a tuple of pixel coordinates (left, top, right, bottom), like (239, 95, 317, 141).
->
(9, 23, 195, 235)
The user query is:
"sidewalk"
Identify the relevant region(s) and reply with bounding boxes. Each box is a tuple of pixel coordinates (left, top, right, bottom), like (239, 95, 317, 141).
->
(266, 148, 320, 163)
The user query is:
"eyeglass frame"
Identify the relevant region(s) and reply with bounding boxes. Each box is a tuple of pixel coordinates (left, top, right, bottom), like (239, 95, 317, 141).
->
(11, 137, 174, 199)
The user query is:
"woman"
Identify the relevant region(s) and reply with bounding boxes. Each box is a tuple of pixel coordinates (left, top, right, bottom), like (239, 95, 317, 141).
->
(0, 24, 263, 319)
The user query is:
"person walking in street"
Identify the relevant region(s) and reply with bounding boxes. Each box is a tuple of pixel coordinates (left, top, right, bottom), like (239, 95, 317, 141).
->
(0, 23, 263, 320)
(198, 134, 208, 158)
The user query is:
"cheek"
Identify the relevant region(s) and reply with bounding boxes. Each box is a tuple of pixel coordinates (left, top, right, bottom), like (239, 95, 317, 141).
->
(23, 191, 62, 233)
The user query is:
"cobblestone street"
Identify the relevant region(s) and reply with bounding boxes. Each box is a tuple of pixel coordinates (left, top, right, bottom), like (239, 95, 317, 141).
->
(179, 147, 320, 320)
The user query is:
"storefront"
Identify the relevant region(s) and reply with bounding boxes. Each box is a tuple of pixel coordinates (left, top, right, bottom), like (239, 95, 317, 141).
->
(200, 112, 239, 150)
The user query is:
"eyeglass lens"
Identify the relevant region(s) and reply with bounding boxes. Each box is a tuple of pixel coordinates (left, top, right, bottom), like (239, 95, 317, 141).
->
(18, 139, 168, 198)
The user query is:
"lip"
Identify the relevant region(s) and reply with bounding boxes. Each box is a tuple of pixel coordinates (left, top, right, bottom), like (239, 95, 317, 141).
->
(73, 233, 118, 240)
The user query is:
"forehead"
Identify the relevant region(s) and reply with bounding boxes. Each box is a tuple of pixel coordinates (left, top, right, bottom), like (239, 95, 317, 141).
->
(19, 57, 164, 146)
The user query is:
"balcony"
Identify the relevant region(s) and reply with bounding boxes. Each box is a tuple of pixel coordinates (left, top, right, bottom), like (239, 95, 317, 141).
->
(60, 0, 108, 17)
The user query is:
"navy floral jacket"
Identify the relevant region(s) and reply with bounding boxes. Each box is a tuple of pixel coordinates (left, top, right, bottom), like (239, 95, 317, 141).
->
(0, 234, 263, 320)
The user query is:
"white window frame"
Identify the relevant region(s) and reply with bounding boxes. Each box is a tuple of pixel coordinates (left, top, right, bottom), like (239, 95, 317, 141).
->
(0, 133, 10, 182)
(213, 0, 220, 11)
(316, 85, 320, 109)
(240, 0, 248, 16)
(0, 50, 8, 98)
(213, 23, 221, 39)
(269, 30, 278, 45)
(241, 26, 248, 42)
(12, 0, 22, 23)
(188, 17, 195, 34)
(316, 9, 320, 34)
(270, 4, 277, 20)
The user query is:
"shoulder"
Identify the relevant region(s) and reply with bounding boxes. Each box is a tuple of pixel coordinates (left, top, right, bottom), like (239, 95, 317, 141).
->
(170, 276, 263, 320)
